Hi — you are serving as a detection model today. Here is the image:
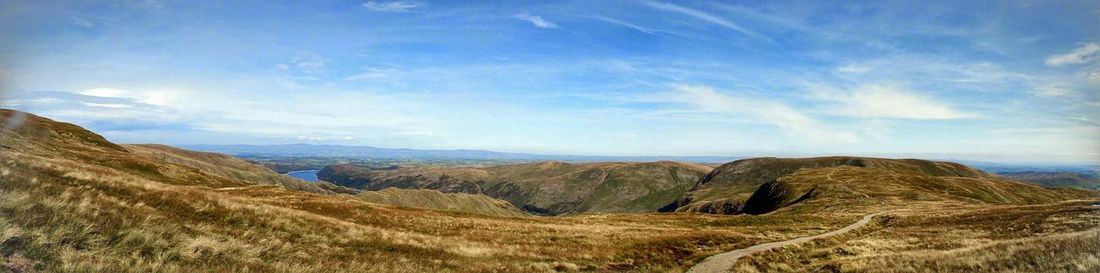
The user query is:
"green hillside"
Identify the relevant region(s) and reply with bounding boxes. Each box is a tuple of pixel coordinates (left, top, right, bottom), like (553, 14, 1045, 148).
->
(319, 161, 712, 215)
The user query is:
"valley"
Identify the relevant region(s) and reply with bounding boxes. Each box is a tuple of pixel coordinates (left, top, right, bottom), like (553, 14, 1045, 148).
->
(1, 109, 1097, 272)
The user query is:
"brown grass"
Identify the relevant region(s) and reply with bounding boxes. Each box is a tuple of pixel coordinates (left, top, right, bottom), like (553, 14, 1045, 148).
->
(0, 150, 852, 272)
(733, 201, 1100, 273)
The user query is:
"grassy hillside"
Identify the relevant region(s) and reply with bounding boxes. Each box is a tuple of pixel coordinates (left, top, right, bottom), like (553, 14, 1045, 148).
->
(743, 166, 1095, 215)
(357, 188, 528, 217)
(0, 109, 854, 272)
(319, 161, 712, 215)
(125, 144, 358, 194)
(665, 157, 1092, 214)
(733, 201, 1100, 273)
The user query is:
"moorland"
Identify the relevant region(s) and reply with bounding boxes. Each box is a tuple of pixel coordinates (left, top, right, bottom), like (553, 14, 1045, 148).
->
(1, 109, 1097, 273)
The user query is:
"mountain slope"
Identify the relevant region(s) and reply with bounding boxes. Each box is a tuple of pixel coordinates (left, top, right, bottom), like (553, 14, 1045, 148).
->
(124, 144, 358, 194)
(319, 161, 713, 215)
(664, 156, 1094, 214)
(357, 188, 528, 217)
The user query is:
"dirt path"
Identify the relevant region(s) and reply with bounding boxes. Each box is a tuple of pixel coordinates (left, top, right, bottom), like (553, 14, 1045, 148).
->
(686, 213, 882, 273)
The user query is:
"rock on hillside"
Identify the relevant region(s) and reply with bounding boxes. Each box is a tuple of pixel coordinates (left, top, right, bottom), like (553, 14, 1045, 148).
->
(319, 161, 712, 215)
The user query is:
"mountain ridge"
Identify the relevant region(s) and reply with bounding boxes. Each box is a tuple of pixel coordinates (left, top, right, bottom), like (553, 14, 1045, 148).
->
(663, 156, 1095, 215)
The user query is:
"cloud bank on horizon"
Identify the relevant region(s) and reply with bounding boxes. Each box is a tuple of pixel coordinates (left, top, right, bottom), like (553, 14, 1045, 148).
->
(0, 0, 1097, 163)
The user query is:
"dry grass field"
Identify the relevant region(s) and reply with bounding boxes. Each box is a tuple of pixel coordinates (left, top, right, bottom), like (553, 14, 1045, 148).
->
(0, 150, 855, 272)
(734, 201, 1100, 273)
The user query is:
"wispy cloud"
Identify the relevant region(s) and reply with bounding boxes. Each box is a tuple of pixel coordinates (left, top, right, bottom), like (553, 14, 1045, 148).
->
(1033, 84, 1074, 97)
(5, 90, 188, 132)
(79, 87, 176, 106)
(296, 135, 357, 141)
(344, 68, 395, 81)
(671, 84, 858, 144)
(809, 84, 975, 120)
(81, 102, 132, 108)
(642, 1, 764, 39)
(586, 16, 656, 35)
(362, 0, 426, 13)
(70, 15, 97, 28)
(513, 12, 558, 29)
(1046, 43, 1099, 67)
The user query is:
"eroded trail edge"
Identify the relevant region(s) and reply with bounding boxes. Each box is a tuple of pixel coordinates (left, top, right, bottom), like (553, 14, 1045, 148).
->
(687, 212, 883, 273)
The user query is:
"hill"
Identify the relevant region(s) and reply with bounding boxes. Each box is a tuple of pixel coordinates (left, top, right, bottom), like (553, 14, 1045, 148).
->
(0, 109, 877, 272)
(662, 157, 1095, 214)
(357, 188, 528, 217)
(997, 171, 1100, 190)
(0, 110, 346, 194)
(124, 144, 358, 194)
(318, 161, 713, 215)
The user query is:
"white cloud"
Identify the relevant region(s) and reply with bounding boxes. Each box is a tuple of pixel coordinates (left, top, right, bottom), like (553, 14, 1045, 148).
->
(81, 102, 132, 108)
(836, 64, 869, 74)
(672, 84, 859, 144)
(80, 87, 129, 98)
(1034, 84, 1074, 97)
(296, 135, 357, 141)
(811, 84, 975, 120)
(834, 55, 1029, 85)
(643, 1, 763, 39)
(1045, 43, 1100, 67)
(513, 13, 558, 29)
(143, 91, 168, 106)
(587, 16, 657, 35)
(70, 15, 96, 28)
(344, 68, 395, 81)
(362, 0, 425, 13)
(1088, 69, 1100, 82)
(276, 55, 328, 78)
(79, 87, 179, 107)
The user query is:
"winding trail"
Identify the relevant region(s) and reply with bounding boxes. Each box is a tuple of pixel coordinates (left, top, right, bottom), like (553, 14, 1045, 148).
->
(686, 213, 882, 273)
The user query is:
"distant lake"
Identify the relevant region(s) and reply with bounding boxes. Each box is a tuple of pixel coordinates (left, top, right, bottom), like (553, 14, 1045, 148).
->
(286, 170, 320, 182)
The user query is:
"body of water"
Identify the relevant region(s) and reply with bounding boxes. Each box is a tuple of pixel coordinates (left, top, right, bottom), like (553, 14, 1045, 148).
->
(285, 170, 320, 182)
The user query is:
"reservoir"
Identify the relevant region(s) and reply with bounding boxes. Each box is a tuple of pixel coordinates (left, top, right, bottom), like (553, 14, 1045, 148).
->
(286, 170, 320, 182)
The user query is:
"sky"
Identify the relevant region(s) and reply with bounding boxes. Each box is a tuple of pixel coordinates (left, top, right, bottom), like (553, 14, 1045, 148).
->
(0, 0, 1098, 164)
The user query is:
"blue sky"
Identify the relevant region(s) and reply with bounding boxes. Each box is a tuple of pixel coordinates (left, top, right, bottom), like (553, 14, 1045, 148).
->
(1, 0, 1098, 163)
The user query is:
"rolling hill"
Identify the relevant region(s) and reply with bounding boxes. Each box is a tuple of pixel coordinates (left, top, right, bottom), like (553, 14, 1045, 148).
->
(318, 161, 713, 215)
(0, 109, 348, 194)
(662, 156, 1095, 215)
